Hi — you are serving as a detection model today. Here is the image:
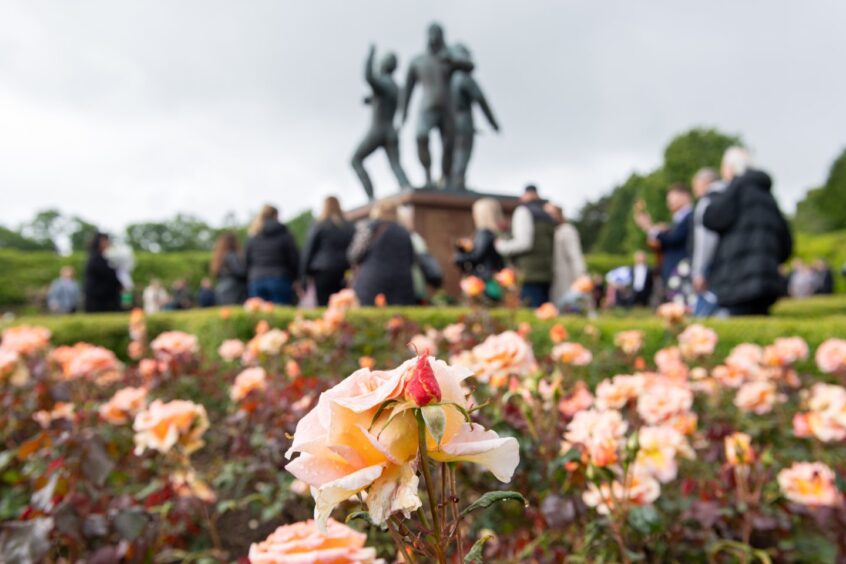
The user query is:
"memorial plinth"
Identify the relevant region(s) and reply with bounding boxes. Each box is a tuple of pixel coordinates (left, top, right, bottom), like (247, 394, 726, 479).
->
(347, 189, 519, 298)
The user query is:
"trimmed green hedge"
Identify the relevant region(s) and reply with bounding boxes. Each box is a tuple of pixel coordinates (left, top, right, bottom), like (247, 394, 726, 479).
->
(0, 250, 211, 310)
(5, 296, 846, 366)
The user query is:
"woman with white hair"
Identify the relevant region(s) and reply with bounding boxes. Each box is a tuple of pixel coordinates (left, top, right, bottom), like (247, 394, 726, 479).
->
(702, 146, 793, 315)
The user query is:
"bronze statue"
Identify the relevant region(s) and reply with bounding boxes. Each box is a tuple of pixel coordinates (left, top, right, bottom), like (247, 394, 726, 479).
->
(400, 22, 464, 188)
(448, 44, 499, 190)
(351, 45, 410, 201)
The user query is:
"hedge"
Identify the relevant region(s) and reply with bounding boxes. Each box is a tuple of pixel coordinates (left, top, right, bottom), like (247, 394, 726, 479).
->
(0, 250, 211, 310)
(0, 250, 630, 311)
(4, 296, 845, 369)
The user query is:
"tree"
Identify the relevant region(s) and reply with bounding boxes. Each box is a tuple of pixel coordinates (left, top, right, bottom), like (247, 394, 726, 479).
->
(579, 127, 742, 255)
(286, 210, 314, 248)
(0, 225, 55, 251)
(572, 194, 611, 253)
(795, 148, 846, 233)
(125, 214, 218, 252)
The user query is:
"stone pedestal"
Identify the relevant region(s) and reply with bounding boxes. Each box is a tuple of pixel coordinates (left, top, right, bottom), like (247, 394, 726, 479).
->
(347, 189, 519, 298)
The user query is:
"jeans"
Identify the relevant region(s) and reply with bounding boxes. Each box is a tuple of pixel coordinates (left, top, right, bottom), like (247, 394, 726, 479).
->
(521, 282, 550, 308)
(693, 292, 719, 317)
(249, 276, 294, 305)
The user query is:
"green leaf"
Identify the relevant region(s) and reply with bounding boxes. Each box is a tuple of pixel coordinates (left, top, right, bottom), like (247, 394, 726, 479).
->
(461, 491, 528, 517)
(345, 511, 374, 526)
(368, 399, 399, 431)
(464, 533, 494, 563)
(627, 505, 662, 535)
(421, 405, 446, 446)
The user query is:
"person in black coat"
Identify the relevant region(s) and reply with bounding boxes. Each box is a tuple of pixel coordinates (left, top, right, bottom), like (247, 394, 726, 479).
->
(348, 202, 416, 306)
(301, 196, 355, 306)
(84, 232, 122, 313)
(703, 148, 792, 315)
(454, 198, 505, 285)
(211, 231, 247, 305)
(245, 205, 300, 305)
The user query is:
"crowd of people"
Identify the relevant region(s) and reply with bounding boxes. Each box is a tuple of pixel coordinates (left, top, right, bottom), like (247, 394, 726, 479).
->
(42, 145, 841, 317)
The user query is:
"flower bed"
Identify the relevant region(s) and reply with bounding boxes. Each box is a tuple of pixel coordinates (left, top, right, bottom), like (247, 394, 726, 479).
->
(1, 297, 846, 561)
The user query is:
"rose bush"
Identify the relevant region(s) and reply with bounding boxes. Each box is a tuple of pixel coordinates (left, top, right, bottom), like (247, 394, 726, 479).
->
(0, 296, 845, 562)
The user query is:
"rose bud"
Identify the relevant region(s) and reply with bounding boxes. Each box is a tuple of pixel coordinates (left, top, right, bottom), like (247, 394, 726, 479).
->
(404, 350, 441, 406)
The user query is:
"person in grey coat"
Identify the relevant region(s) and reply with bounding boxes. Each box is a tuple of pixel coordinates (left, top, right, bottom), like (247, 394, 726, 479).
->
(690, 167, 725, 316)
(47, 266, 80, 313)
(348, 201, 416, 306)
(211, 232, 246, 305)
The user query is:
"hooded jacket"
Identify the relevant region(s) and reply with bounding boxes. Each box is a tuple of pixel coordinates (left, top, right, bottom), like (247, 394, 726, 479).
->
(702, 170, 792, 307)
(245, 219, 300, 282)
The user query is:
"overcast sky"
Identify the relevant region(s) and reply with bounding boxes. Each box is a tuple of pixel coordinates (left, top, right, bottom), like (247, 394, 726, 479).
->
(2, 1, 844, 232)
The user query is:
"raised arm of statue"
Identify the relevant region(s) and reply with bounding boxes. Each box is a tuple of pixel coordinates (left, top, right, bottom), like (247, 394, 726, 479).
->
(470, 79, 499, 132)
(400, 63, 417, 125)
(364, 45, 383, 95)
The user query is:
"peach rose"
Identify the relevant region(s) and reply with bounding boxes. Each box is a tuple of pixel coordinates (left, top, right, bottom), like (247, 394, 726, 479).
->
(244, 297, 274, 313)
(33, 402, 75, 428)
(139, 358, 160, 381)
(64, 344, 123, 384)
(494, 268, 517, 289)
(469, 331, 536, 388)
(582, 468, 660, 515)
(249, 519, 381, 564)
(441, 323, 465, 345)
(231, 367, 268, 402)
(535, 302, 558, 321)
(133, 399, 209, 455)
(635, 425, 694, 483)
(549, 324, 569, 345)
(724, 432, 755, 466)
(460, 275, 485, 298)
(816, 338, 846, 375)
(763, 337, 809, 367)
(564, 409, 628, 467)
(248, 329, 289, 357)
(558, 382, 594, 418)
(99, 386, 148, 424)
(637, 382, 693, 425)
(150, 331, 199, 360)
(0, 325, 51, 356)
(570, 275, 594, 294)
(777, 462, 841, 507)
(358, 356, 375, 369)
(614, 330, 643, 356)
(217, 339, 245, 362)
(734, 380, 784, 415)
(408, 334, 438, 357)
(677, 324, 718, 360)
(794, 383, 846, 442)
(656, 302, 685, 325)
(328, 289, 360, 312)
(171, 470, 216, 503)
(551, 342, 592, 366)
(285, 356, 519, 528)
(0, 349, 29, 387)
(726, 344, 764, 375)
(595, 374, 645, 410)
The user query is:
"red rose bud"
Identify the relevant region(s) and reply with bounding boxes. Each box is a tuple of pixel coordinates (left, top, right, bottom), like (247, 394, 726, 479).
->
(405, 351, 441, 406)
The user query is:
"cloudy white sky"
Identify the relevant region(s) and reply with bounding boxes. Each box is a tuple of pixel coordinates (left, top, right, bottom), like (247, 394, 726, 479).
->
(2, 1, 844, 232)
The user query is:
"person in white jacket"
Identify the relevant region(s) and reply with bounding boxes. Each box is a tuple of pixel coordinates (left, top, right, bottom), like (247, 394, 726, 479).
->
(546, 204, 586, 304)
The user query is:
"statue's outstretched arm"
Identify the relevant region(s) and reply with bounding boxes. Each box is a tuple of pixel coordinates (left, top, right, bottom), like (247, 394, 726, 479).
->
(364, 45, 383, 94)
(399, 64, 416, 125)
(471, 79, 499, 131)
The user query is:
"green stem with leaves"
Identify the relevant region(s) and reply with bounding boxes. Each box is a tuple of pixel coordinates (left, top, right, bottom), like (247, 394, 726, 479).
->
(416, 409, 445, 563)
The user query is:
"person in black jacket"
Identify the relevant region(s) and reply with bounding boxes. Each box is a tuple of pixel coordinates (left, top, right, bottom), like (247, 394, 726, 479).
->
(245, 205, 300, 305)
(702, 147, 793, 315)
(301, 196, 355, 306)
(348, 201, 416, 306)
(84, 232, 122, 313)
(454, 198, 504, 294)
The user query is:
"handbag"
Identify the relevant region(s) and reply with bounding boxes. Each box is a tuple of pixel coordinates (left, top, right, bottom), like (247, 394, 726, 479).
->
(416, 252, 443, 288)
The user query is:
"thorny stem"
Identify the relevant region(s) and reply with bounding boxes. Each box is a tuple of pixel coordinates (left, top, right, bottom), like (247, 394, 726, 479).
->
(387, 518, 417, 564)
(416, 409, 445, 563)
(449, 464, 464, 558)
